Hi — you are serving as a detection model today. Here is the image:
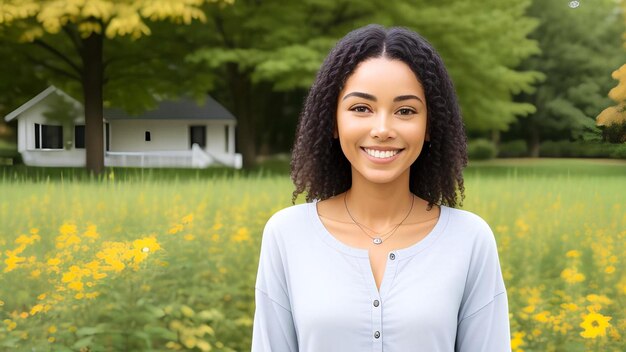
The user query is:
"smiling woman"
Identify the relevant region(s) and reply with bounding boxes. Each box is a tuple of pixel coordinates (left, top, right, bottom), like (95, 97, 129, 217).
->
(252, 24, 510, 352)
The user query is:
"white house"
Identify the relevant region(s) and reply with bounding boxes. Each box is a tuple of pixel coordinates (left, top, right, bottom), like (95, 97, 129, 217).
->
(4, 86, 242, 169)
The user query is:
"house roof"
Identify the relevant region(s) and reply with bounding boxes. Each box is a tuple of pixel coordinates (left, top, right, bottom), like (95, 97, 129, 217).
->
(4, 86, 236, 122)
(4, 86, 80, 122)
(105, 96, 235, 121)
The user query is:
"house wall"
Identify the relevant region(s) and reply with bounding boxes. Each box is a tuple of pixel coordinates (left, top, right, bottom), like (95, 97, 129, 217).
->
(18, 95, 88, 167)
(109, 119, 235, 157)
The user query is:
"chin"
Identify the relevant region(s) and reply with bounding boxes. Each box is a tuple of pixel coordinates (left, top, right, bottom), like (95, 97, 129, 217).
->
(354, 168, 408, 185)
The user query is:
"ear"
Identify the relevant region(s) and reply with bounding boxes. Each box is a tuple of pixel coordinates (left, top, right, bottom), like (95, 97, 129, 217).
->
(333, 126, 339, 139)
(425, 130, 430, 142)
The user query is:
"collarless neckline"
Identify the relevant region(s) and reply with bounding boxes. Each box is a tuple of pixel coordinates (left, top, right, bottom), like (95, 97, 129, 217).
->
(307, 199, 450, 259)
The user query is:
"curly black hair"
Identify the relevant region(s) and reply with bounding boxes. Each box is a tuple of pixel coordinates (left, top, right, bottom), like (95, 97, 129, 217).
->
(291, 24, 467, 208)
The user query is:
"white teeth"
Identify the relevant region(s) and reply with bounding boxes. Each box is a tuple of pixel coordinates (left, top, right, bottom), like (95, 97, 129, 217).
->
(364, 148, 399, 159)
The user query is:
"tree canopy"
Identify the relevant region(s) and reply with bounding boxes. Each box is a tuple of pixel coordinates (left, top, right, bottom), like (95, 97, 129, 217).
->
(0, 0, 230, 173)
(509, 0, 625, 155)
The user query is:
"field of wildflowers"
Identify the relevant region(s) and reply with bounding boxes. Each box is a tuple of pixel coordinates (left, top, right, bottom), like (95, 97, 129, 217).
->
(0, 161, 624, 351)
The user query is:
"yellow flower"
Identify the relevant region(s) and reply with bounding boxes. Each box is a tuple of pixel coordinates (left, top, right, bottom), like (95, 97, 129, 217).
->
(59, 223, 77, 236)
(232, 227, 251, 242)
(511, 331, 525, 350)
(132, 236, 161, 264)
(4, 319, 17, 331)
(560, 268, 585, 284)
(181, 305, 195, 318)
(605, 265, 615, 274)
(182, 214, 194, 224)
(3, 254, 26, 273)
(47, 258, 61, 266)
(586, 294, 611, 304)
(566, 250, 581, 258)
(580, 309, 612, 338)
(15, 234, 38, 245)
(533, 311, 550, 323)
(29, 304, 43, 316)
(184, 234, 195, 241)
(30, 269, 41, 278)
(561, 303, 578, 311)
(48, 325, 57, 334)
(37, 293, 46, 300)
(168, 224, 184, 234)
(83, 225, 99, 239)
(48, 337, 55, 343)
(68, 281, 84, 292)
(0, 300, 4, 306)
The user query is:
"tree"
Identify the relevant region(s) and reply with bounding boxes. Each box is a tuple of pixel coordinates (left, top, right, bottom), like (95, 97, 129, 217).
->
(386, 0, 542, 133)
(510, 0, 626, 156)
(0, 0, 230, 174)
(188, 0, 542, 167)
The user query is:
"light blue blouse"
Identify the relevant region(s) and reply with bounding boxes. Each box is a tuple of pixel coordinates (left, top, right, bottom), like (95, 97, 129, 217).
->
(252, 202, 510, 351)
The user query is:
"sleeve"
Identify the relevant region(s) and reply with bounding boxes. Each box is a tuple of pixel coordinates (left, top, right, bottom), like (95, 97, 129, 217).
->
(251, 218, 299, 352)
(455, 218, 511, 352)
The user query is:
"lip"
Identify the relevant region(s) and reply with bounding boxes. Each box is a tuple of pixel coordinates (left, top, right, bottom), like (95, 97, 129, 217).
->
(361, 146, 403, 151)
(360, 147, 404, 164)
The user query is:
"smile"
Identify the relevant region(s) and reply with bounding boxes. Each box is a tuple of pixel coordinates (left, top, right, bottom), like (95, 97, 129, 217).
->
(362, 147, 402, 159)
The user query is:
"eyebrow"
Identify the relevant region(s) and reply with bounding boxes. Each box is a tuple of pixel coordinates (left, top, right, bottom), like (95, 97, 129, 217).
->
(342, 92, 424, 104)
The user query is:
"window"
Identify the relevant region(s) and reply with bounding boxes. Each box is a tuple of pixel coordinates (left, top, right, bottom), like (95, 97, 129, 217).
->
(189, 126, 206, 148)
(33, 123, 63, 149)
(75, 125, 85, 149)
(35, 123, 40, 149)
(145, 131, 151, 142)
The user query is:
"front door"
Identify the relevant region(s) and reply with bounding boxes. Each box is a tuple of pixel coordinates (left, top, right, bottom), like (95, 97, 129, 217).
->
(189, 126, 206, 148)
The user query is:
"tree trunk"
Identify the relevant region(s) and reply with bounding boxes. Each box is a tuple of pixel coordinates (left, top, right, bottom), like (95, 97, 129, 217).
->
(81, 32, 105, 174)
(528, 123, 540, 157)
(226, 64, 257, 169)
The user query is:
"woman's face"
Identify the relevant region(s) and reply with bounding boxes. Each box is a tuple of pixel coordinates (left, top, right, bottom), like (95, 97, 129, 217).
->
(336, 57, 428, 185)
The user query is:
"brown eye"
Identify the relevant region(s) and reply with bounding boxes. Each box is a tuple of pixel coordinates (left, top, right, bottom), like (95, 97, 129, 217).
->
(397, 108, 416, 116)
(351, 106, 371, 113)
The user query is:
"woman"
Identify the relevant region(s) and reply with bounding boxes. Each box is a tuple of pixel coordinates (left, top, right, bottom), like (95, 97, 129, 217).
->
(252, 24, 510, 351)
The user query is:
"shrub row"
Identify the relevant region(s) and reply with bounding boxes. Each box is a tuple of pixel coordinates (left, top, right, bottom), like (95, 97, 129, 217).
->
(467, 139, 626, 160)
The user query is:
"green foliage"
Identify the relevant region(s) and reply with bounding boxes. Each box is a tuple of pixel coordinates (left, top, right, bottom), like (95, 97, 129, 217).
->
(510, 0, 626, 144)
(498, 140, 528, 158)
(468, 138, 497, 160)
(389, 0, 542, 131)
(539, 140, 626, 159)
(603, 120, 626, 143)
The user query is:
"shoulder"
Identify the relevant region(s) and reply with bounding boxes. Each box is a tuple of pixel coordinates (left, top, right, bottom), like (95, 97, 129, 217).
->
(443, 206, 496, 247)
(262, 202, 313, 243)
(265, 202, 311, 230)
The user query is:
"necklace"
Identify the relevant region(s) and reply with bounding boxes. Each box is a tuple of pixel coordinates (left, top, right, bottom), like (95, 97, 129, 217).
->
(344, 191, 415, 245)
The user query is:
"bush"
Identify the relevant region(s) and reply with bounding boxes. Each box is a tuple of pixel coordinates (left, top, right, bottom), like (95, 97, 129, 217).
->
(539, 140, 626, 159)
(498, 140, 528, 158)
(602, 121, 626, 143)
(468, 139, 497, 160)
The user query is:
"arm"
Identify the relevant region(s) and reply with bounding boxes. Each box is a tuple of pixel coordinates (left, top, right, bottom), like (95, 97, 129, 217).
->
(251, 218, 298, 352)
(455, 219, 511, 352)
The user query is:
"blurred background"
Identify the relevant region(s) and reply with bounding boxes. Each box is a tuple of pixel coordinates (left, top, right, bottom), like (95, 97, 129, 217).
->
(0, 1, 624, 351)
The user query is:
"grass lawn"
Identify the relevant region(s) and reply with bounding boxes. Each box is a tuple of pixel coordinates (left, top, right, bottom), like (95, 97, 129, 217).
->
(0, 158, 624, 351)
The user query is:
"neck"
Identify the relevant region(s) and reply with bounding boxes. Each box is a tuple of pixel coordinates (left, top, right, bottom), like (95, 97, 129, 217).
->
(345, 168, 414, 230)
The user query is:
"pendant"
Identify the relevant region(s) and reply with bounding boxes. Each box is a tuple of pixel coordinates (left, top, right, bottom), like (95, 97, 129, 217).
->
(373, 237, 383, 245)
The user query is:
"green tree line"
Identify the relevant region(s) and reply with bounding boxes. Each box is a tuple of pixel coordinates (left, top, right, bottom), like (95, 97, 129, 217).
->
(0, 0, 623, 172)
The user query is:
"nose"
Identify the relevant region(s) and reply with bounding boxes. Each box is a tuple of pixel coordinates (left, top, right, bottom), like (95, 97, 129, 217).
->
(370, 113, 395, 140)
